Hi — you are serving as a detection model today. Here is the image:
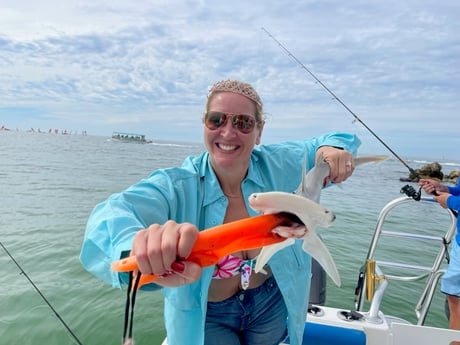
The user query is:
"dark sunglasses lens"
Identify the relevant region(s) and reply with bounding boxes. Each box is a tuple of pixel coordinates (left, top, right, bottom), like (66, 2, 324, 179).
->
(232, 115, 256, 133)
(205, 112, 256, 133)
(205, 112, 227, 130)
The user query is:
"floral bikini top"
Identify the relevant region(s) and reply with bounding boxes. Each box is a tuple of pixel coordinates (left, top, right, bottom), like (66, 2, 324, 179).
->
(212, 254, 267, 290)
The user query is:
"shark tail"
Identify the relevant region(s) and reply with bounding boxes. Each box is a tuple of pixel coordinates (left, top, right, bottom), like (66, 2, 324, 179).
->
(354, 155, 390, 166)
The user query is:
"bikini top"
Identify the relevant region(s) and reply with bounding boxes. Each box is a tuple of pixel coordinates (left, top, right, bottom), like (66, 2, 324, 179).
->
(212, 254, 267, 290)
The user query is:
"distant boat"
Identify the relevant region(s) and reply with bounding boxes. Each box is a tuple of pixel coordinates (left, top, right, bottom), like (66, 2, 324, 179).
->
(111, 131, 152, 143)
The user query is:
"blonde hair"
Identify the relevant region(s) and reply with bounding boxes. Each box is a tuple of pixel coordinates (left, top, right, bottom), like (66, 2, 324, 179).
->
(207, 79, 265, 124)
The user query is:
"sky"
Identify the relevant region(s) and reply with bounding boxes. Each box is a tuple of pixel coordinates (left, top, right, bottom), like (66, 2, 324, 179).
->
(0, 0, 459, 159)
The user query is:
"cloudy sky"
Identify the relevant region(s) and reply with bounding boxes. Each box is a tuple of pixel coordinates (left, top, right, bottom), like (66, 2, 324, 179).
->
(1, 1, 459, 159)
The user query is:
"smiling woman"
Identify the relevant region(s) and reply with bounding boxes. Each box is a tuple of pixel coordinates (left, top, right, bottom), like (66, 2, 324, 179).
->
(80, 78, 360, 345)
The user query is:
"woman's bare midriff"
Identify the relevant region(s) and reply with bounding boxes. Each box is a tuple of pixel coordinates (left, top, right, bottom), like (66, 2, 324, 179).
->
(208, 256, 272, 302)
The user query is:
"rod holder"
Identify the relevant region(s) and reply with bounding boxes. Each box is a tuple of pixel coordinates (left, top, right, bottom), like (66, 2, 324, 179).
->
(366, 259, 386, 301)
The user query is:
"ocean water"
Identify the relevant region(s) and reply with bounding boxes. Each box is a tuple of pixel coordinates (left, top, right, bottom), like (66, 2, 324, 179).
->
(1, 130, 459, 344)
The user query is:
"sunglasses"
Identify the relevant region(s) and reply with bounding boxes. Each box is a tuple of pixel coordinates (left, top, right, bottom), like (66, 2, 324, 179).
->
(204, 111, 259, 134)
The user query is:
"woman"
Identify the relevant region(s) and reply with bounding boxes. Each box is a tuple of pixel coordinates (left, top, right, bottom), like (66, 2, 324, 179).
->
(80, 79, 361, 345)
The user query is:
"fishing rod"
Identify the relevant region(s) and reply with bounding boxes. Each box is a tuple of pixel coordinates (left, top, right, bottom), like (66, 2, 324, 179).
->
(261, 27, 421, 181)
(0, 241, 83, 345)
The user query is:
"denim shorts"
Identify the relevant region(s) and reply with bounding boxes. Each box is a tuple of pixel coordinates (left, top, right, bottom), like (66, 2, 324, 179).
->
(204, 275, 288, 345)
(441, 240, 460, 297)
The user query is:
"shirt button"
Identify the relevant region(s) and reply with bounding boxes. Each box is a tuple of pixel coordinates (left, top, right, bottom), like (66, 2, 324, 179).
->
(239, 294, 244, 301)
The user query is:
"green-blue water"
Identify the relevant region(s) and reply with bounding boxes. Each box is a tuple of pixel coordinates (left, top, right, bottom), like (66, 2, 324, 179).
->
(1, 130, 458, 344)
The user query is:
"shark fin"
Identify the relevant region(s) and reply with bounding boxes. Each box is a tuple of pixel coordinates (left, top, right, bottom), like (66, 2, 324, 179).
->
(255, 239, 295, 273)
(302, 234, 341, 286)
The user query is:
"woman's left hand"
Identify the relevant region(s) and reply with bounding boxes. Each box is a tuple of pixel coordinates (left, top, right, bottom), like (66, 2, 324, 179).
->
(316, 146, 354, 184)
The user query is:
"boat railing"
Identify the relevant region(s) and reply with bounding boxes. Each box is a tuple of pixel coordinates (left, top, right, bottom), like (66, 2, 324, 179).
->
(356, 196, 457, 325)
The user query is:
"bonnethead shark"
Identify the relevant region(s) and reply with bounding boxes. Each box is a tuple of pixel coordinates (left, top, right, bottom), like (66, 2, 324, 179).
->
(249, 153, 388, 287)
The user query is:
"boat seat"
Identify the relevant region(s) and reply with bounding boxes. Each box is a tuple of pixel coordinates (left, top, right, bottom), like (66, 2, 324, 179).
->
(283, 322, 366, 345)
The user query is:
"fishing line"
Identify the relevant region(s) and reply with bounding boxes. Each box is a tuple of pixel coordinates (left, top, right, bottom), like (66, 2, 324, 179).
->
(261, 27, 420, 180)
(0, 241, 83, 345)
(122, 271, 142, 345)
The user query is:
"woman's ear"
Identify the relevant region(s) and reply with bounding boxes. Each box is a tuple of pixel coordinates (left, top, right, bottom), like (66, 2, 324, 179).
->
(255, 121, 265, 145)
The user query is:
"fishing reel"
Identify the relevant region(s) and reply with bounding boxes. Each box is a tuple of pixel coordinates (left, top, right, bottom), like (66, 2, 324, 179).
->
(400, 184, 422, 201)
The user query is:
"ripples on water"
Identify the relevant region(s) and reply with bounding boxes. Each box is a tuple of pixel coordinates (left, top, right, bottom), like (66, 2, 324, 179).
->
(1, 131, 458, 344)
(1, 132, 202, 344)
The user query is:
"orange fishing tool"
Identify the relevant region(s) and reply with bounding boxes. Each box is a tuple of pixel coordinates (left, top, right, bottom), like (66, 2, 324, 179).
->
(111, 213, 292, 288)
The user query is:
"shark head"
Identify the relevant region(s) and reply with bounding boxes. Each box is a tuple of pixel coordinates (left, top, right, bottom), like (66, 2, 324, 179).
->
(248, 191, 340, 286)
(249, 192, 335, 230)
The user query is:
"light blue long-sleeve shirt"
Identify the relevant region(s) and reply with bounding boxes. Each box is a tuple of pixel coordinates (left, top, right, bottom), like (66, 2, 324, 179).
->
(80, 133, 361, 345)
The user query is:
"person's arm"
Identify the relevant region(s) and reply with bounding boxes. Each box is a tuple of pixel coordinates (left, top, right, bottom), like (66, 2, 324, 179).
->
(312, 132, 361, 183)
(448, 185, 460, 196)
(80, 176, 171, 288)
(446, 194, 460, 211)
(313, 132, 361, 156)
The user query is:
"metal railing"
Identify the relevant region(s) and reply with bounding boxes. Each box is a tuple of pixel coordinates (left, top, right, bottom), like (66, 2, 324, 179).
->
(356, 196, 457, 325)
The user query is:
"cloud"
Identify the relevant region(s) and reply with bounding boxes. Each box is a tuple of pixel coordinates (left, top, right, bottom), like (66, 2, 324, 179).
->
(0, 0, 459, 158)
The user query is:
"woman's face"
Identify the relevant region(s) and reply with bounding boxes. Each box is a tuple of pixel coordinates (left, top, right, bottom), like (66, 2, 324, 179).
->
(204, 92, 264, 172)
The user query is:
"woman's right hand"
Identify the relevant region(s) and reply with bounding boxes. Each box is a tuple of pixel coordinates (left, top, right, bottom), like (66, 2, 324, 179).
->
(131, 220, 202, 287)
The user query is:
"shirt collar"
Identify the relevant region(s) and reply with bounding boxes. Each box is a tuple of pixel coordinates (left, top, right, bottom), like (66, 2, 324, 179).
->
(199, 152, 265, 207)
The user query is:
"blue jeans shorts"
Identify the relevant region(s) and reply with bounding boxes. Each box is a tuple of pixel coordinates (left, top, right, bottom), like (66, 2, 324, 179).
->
(204, 275, 288, 345)
(442, 240, 460, 297)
